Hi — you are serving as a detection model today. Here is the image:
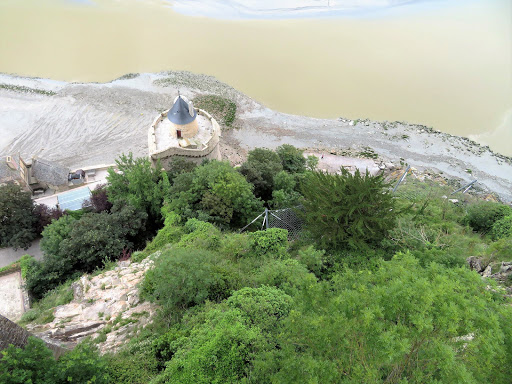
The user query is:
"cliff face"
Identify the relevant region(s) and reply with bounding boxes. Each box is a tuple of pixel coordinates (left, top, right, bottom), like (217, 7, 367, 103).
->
(26, 256, 157, 354)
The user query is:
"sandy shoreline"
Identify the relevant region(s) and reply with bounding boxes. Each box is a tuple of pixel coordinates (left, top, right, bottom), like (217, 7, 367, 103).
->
(0, 71, 511, 203)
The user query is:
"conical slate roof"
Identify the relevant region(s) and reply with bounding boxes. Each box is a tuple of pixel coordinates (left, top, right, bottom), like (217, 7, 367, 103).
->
(168, 96, 197, 125)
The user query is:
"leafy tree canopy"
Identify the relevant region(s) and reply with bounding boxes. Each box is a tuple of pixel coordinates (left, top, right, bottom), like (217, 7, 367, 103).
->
(276, 144, 306, 174)
(168, 160, 263, 228)
(0, 184, 36, 250)
(263, 253, 512, 383)
(107, 152, 165, 223)
(239, 148, 283, 201)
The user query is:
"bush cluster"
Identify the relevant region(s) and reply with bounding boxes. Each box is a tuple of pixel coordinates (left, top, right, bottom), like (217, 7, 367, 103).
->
(6, 148, 512, 384)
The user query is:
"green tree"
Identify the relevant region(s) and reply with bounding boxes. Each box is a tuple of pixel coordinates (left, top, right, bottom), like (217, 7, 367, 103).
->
(27, 202, 146, 300)
(0, 184, 36, 250)
(239, 148, 283, 201)
(141, 247, 238, 320)
(276, 144, 306, 174)
(165, 157, 197, 185)
(0, 337, 56, 384)
(270, 171, 303, 209)
(301, 169, 395, 250)
(152, 306, 267, 384)
(464, 201, 512, 234)
(168, 161, 263, 228)
(263, 253, 512, 383)
(59, 201, 147, 271)
(107, 153, 165, 226)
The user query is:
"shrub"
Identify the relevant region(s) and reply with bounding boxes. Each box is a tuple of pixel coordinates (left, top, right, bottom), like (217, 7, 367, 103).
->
(227, 286, 292, 332)
(253, 259, 316, 296)
(249, 228, 288, 258)
(151, 306, 266, 384)
(105, 352, 158, 384)
(177, 219, 221, 250)
(301, 169, 395, 250)
(141, 211, 184, 258)
(87, 183, 113, 213)
(491, 215, 512, 240)
(464, 201, 511, 234)
(141, 248, 237, 319)
(0, 336, 57, 383)
(51, 342, 109, 384)
(276, 144, 306, 174)
(33, 204, 63, 235)
(0, 337, 109, 384)
(296, 245, 325, 277)
(266, 253, 512, 383)
(239, 148, 283, 201)
(0, 184, 36, 250)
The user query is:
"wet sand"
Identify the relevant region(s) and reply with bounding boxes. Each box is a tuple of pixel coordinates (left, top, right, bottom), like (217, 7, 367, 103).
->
(0, 72, 511, 203)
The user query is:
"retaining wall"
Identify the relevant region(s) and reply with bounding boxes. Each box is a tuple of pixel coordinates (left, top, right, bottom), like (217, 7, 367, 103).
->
(148, 109, 222, 166)
(0, 314, 67, 358)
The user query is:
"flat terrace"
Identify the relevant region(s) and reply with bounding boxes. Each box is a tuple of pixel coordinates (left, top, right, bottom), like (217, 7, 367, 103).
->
(155, 114, 213, 151)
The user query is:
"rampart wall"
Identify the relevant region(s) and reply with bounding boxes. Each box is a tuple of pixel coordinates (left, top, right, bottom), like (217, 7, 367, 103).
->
(148, 109, 221, 166)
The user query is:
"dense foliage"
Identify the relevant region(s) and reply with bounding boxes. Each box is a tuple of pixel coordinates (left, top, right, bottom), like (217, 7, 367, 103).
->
(464, 201, 511, 234)
(301, 168, 395, 250)
(107, 153, 165, 226)
(7, 148, 512, 384)
(0, 184, 36, 249)
(239, 148, 283, 201)
(87, 183, 113, 213)
(26, 201, 147, 300)
(0, 337, 109, 384)
(168, 160, 263, 228)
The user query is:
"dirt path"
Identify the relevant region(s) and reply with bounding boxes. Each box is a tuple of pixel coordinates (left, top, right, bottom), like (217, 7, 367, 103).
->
(1, 72, 511, 202)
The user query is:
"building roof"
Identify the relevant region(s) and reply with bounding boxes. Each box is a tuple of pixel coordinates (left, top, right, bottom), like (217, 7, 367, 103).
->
(0, 154, 23, 185)
(58, 187, 91, 211)
(32, 158, 69, 186)
(168, 96, 197, 125)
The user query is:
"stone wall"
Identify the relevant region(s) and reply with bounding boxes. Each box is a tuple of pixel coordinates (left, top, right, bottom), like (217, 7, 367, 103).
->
(0, 314, 67, 358)
(148, 109, 222, 167)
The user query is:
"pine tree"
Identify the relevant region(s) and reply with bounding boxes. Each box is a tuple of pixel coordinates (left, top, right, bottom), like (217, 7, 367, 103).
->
(300, 168, 395, 250)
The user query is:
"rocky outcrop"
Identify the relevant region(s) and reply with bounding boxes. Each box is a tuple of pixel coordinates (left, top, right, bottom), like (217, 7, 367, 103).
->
(467, 257, 512, 295)
(27, 257, 157, 354)
(467, 256, 487, 273)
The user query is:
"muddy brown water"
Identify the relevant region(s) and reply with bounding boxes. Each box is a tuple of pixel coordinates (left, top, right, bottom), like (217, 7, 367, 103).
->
(0, 0, 511, 156)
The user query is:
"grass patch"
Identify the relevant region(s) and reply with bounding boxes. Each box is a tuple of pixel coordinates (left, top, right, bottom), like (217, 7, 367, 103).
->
(193, 94, 237, 128)
(116, 73, 139, 81)
(19, 281, 74, 326)
(0, 83, 56, 96)
(358, 147, 378, 160)
(0, 261, 21, 277)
